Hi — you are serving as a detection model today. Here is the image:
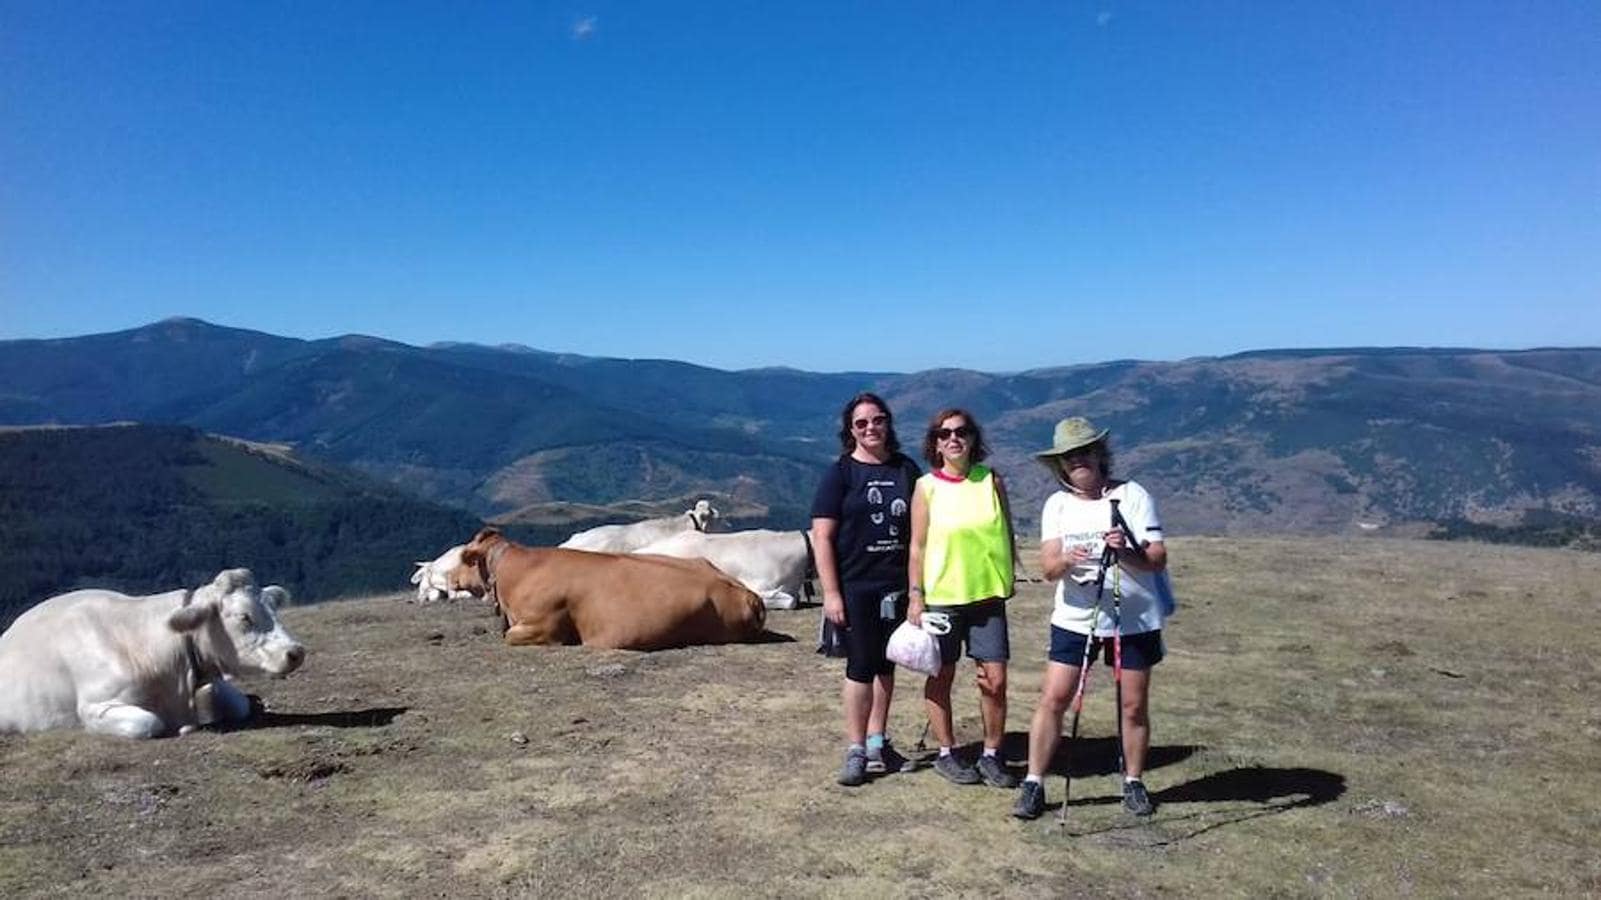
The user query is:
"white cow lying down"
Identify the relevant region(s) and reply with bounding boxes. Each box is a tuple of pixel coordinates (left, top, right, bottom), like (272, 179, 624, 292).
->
(634, 529, 813, 610)
(0, 568, 307, 739)
(559, 500, 722, 553)
(410, 544, 475, 603)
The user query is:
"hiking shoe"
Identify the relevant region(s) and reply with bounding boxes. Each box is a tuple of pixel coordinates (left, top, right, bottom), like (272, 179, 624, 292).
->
(1012, 780, 1046, 820)
(1122, 778, 1155, 816)
(977, 754, 1019, 789)
(838, 748, 867, 787)
(933, 753, 981, 785)
(865, 740, 908, 775)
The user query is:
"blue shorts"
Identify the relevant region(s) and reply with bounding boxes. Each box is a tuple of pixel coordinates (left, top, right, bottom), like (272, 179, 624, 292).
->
(1048, 626, 1164, 670)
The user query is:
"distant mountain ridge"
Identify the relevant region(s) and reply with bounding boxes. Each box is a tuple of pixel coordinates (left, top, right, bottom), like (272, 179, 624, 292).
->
(3, 318, 1599, 540)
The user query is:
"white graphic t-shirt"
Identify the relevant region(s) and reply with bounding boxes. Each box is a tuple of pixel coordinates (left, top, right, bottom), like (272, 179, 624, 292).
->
(1039, 480, 1167, 636)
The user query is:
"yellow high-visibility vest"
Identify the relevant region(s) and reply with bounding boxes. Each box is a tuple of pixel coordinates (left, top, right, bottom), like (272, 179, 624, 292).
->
(919, 464, 1013, 606)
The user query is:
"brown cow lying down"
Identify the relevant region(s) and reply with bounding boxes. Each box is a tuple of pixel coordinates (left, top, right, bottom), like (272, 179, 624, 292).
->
(451, 528, 766, 651)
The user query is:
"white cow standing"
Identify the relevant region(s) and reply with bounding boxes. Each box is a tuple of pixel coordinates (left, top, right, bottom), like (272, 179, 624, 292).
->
(0, 568, 306, 738)
(559, 500, 722, 553)
(634, 529, 813, 610)
(410, 544, 475, 603)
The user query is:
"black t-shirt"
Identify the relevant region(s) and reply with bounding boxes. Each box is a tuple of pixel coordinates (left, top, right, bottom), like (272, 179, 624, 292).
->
(810, 453, 922, 591)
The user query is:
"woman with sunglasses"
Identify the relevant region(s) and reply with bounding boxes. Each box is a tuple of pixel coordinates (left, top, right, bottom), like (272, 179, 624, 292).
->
(1011, 416, 1169, 821)
(906, 408, 1019, 789)
(810, 392, 923, 786)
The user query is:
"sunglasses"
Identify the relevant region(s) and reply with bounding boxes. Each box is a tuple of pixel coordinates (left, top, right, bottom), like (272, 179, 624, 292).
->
(935, 425, 975, 441)
(852, 414, 889, 430)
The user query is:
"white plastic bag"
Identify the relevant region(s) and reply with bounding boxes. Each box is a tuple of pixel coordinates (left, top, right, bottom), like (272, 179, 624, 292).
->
(885, 619, 943, 676)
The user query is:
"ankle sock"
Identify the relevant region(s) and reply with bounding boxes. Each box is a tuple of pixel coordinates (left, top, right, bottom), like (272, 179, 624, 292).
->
(865, 733, 885, 752)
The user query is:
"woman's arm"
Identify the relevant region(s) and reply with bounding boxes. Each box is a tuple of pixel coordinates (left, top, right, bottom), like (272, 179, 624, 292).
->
(811, 517, 846, 626)
(1103, 485, 1168, 572)
(993, 472, 1019, 578)
(906, 484, 929, 626)
(1106, 536, 1167, 573)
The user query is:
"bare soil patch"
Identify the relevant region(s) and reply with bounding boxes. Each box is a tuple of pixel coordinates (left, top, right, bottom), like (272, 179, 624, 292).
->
(3, 537, 1599, 897)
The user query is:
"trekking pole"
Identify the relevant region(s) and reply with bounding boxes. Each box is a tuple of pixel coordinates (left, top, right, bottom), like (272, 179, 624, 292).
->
(1107, 497, 1149, 786)
(1058, 539, 1117, 826)
(1109, 500, 1148, 564)
(1111, 542, 1126, 787)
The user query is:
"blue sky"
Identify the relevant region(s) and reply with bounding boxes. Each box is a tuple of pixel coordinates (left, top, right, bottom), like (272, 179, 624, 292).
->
(2, 1, 1597, 372)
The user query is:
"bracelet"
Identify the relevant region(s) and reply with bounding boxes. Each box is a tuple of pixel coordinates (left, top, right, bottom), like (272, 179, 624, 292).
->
(908, 585, 924, 595)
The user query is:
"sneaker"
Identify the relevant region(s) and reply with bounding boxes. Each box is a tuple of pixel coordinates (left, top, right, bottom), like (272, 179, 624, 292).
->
(1012, 780, 1046, 820)
(1122, 778, 1155, 816)
(977, 754, 1019, 789)
(865, 740, 907, 775)
(838, 748, 867, 787)
(933, 753, 982, 785)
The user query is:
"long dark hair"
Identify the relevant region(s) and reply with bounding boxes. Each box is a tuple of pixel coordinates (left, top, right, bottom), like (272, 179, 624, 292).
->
(922, 407, 990, 469)
(837, 392, 902, 455)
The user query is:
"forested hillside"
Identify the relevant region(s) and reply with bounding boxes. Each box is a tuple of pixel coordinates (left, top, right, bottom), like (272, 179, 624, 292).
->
(0, 425, 483, 623)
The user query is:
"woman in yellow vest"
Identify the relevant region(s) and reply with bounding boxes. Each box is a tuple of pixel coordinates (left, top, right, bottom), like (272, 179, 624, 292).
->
(907, 408, 1019, 789)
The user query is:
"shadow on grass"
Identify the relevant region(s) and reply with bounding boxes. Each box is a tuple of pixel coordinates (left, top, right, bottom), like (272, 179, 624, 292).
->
(913, 735, 1198, 779)
(751, 629, 797, 644)
(1036, 735, 1202, 778)
(210, 700, 410, 731)
(252, 707, 410, 729)
(1056, 765, 1348, 844)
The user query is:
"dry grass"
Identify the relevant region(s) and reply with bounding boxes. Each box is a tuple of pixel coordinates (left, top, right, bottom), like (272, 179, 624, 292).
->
(3, 537, 1600, 897)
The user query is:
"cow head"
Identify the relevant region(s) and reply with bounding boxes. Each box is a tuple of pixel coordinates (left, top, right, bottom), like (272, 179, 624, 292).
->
(167, 568, 307, 677)
(688, 500, 722, 532)
(449, 527, 505, 598)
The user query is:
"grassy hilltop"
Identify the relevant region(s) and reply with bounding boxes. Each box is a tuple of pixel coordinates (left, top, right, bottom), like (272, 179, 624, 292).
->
(2, 536, 1598, 896)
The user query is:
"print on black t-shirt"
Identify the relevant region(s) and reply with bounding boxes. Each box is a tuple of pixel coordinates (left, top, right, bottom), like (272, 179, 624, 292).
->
(810, 455, 922, 590)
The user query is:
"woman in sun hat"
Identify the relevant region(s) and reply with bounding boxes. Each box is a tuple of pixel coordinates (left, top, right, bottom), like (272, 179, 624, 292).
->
(1011, 416, 1171, 820)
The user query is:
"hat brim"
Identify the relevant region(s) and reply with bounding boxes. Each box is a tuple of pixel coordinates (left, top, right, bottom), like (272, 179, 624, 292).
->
(1032, 428, 1109, 459)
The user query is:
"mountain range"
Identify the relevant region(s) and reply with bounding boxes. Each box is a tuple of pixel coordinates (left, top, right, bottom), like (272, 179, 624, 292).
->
(4, 318, 1600, 540)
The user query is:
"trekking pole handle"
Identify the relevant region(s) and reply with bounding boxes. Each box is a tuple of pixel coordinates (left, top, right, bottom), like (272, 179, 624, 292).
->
(1107, 498, 1149, 564)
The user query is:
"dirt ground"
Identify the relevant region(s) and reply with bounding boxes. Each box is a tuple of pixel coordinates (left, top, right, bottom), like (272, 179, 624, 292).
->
(3, 536, 1599, 898)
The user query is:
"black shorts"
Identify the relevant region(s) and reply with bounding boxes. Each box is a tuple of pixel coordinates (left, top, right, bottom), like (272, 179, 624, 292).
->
(837, 586, 906, 683)
(1048, 626, 1165, 671)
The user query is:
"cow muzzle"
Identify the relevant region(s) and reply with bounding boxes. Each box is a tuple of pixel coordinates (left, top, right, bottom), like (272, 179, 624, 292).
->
(266, 642, 307, 677)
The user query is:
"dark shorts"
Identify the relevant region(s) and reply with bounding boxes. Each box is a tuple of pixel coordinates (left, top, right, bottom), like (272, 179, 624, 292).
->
(834, 586, 906, 683)
(1048, 626, 1165, 670)
(928, 599, 1010, 665)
